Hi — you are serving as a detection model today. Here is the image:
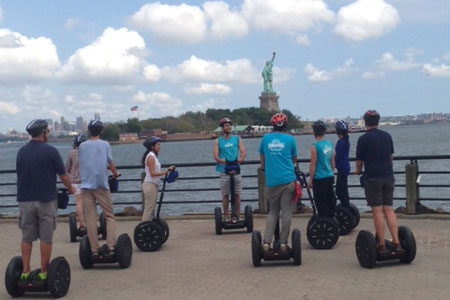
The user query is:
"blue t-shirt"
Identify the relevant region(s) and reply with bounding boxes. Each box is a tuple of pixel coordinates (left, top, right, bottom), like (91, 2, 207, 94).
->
(356, 128, 394, 179)
(335, 138, 350, 177)
(78, 139, 113, 190)
(258, 132, 297, 187)
(216, 135, 240, 173)
(16, 140, 66, 202)
(313, 139, 333, 179)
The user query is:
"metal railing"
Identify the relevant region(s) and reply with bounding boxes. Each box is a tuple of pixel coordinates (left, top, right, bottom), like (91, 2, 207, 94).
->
(1, 155, 450, 213)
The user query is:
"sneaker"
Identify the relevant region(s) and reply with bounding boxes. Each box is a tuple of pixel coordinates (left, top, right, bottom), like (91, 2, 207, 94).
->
(37, 272, 47, 281)
(20, 272, 29, 281)
(225, 215, 231, 222)
(262, 243, 270, 252)
(377, 244, 388, 254)
(393, 242, 405, 254)
(280, 243, 288, 252)
(231, 217, 238, 223)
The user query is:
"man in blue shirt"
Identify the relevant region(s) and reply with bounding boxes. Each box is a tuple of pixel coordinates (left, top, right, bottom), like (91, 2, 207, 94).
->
(79, 120, 120, 256)
(355, 110, 401, 253)
(213, 117, 246, 222)
(259, 112, 297, 252)
(16, 119, 75, 282)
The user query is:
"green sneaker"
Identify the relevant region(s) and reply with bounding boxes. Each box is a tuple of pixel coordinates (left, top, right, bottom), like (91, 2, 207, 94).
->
(37, 272, 47, 281)
(20, 272, 29, 280)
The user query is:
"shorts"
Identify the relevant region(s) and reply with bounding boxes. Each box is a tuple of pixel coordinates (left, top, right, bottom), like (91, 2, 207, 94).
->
(18, 201, 57, 244)
(364, 177, 395, 207)
(220, 173, 242, 196)
(72, 183, 81, 195)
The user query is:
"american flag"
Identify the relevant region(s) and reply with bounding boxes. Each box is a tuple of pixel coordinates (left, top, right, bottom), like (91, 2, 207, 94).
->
(130, 106, 138, 111)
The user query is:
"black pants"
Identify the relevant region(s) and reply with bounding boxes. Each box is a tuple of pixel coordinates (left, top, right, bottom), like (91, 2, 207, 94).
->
(312, 176, 336, 218)
(335, 172, 350, 207)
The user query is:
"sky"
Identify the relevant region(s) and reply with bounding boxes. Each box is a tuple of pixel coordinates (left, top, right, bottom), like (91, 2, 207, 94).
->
(0, 0, 450, 132)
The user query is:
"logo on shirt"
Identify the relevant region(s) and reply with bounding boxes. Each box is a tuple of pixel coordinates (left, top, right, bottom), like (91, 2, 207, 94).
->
(323, 145, 332, 155)
(268, 139, 285, 153)
(224, 142, 234, 148)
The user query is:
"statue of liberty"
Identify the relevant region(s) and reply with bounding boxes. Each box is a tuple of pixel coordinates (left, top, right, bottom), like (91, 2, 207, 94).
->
(262, 52, 276, 94)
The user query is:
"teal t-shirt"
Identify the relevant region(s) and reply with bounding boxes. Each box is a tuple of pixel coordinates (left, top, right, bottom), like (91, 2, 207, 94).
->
(215, 135, 240, 173)
(258, 132, 297, 187)
(313, 139, 333, 179)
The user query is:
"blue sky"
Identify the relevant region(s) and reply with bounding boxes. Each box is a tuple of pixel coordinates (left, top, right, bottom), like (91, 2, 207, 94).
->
(0, 0, 450, 132)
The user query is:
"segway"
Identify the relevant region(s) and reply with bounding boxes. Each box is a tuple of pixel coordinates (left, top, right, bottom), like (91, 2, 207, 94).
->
(334, 203, 360, 235)
(252, 220, 301, 267)
(69, 212, 107, 243)
(79, 233, 132, 269)
(300, 172, 339, 249)
(5, 256, 71, 298)
(214, 160, 253, 234)
(355, 226, 416, 268)
(133, 169, 178, 251)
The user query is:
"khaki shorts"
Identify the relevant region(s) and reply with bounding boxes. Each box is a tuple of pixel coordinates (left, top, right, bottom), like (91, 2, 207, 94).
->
(364, 177, 395, 207)
(220, 173, 242, 196)
(18, 201, 57, 244)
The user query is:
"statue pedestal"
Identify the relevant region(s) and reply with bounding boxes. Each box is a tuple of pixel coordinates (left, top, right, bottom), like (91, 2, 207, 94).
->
(259, 93, 280, 112)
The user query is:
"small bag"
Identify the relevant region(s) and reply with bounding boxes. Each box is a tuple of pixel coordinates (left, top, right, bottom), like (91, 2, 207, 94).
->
(57, 188, 69, 209)
(167, 170, 179, 183)
(225, 160, 240, 175)
(108, 176, 119, 193)
(293, 180, 302, 203)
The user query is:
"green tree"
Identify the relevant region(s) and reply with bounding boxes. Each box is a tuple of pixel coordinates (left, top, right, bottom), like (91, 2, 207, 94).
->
(102, 124, 120, 141)
(126, 118, 142, 134)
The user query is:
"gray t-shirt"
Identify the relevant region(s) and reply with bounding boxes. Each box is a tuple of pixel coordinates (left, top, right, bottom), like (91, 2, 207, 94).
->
(78, 139, 113, 190)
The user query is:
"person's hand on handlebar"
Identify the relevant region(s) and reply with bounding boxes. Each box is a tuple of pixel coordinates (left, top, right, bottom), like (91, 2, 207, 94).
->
(166, 165, 176, 174)
(67, 185, 76, 195)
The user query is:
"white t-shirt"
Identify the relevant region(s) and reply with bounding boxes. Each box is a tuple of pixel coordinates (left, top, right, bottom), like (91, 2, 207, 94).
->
(144, 151, 161, 185)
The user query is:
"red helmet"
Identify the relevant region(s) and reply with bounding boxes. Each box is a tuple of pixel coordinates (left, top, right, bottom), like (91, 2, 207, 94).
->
(219, 117, 232, 127)
(363, 110, 379, 118)
(270, 112, 288, 127)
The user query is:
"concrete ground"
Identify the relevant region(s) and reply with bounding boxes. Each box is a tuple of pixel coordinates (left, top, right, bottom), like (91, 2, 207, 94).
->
(0, 215, 449, 300)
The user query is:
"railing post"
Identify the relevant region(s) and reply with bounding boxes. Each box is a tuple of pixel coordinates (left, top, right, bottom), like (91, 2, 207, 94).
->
(257, 168, 268, 213)
(140, 171, 146, 214)
(405, 162, 419, 214)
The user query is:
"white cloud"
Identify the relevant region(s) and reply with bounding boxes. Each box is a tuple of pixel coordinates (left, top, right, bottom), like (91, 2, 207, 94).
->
(58, 27, 146, 84)
(189, 98, 224, 112)
(374, 52, 420, 71)
(361, 71, 386, 79)
(128, 3, 207, 44)
(162, 55, 260, 83)
(183, 83, 232, 95)
(22, 85, 57, 105)
(133, 91, 183, 117)
(203, 1, 248, 40)
(0, 101, 20, 114)
(143, 64, 162, 83)
(305, 59, 355, 82)
(241, 0, 334, 42)
(65, 18, 81, 30)
(423, 64, 450, 77)
(295, 35, 311, 46)
(0, 29, 60, 84)
(334, 0, 399, 42)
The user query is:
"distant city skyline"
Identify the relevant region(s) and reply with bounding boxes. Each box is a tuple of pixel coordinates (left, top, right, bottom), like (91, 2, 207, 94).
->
(1, 1, 450, 132)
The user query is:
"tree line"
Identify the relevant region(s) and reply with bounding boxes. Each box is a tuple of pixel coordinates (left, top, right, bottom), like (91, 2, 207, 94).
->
(102, 107, 303, 141)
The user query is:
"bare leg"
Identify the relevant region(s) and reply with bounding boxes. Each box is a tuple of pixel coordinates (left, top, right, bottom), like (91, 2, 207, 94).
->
(21, 242, 32, 273)
(75, 194, 85, 228)
(222, 195, 229, 216)
(383, 205, 400, 244)
(40, 242, 52, 273)
(371, 206, 385, 246)
(235, 194, 241, 218)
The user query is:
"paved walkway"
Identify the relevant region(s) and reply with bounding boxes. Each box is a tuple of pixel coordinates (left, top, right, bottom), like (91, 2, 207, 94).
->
(1, 216, 449, 300)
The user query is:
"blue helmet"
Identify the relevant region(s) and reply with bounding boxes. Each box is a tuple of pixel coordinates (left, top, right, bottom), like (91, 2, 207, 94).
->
(143, 136, 161, 149)
(312, 120, 326, 136)
(88, 119, 104, 136)
(335, 120, 348, 134)
(73, 133, 87, 146)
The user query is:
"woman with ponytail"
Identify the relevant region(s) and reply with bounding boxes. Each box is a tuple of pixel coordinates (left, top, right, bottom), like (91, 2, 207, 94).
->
(335, 120, 350, 208)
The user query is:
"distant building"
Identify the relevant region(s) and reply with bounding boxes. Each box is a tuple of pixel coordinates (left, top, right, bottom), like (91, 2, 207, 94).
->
(76, 116, 84, 130)
(119, 133, 139, 142)
(141, 129, 163, 138)
(94, 113, 101, 120)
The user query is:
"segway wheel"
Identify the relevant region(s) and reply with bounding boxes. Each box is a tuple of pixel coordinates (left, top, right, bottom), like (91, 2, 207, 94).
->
(69, 215, 78, 243)
(244, 205, 253, 233)
(79, 236, 93, 269)
(133, 221, 164, 252)
(307, 217, 339, 249)
(116, 234, 133, 269)
(292, 229, 302, 266)
(5, 256, 25, 297)
(251, 231, 262, 267)
(154, 218, 170, 244)
(349, 203, 360, 229)
(214, 207, 223, 235)
(47, 257, 71, 298)
(398, 226, 416, 264)
(334, 205, 354, 235)
(355, 230, 377, 268)
(98, 213, 107, 240)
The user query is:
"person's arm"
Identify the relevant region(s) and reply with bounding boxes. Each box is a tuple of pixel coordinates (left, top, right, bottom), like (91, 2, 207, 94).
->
(292, 155, 297, 166)
(355, 161, 363, 175)
(331, 150, 335, 171)
(59, 174, 75, 194)
(355, 138, 364, 175)
(260, 154, 265, 170)
(65, 152, 73, 176)
(308, 145, 316, 188)
(237, 137, 246, 163)
(108, 160, 120, 178)
(213, 139, 225, 164)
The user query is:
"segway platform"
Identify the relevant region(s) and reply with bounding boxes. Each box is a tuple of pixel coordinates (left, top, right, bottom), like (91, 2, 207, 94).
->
(5, 256, 71, 298)
(355, 226, 416, 268)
